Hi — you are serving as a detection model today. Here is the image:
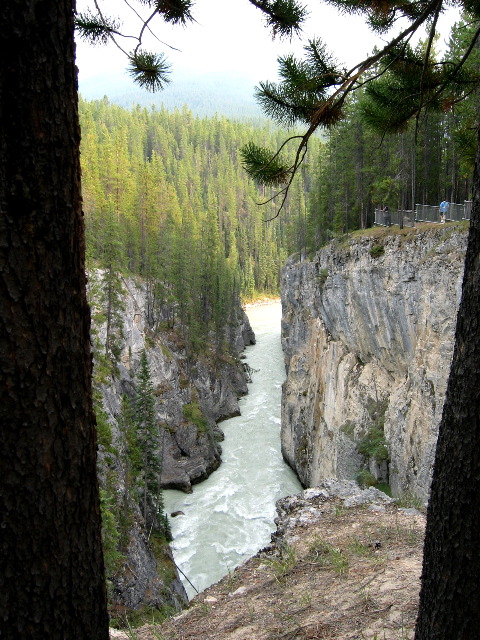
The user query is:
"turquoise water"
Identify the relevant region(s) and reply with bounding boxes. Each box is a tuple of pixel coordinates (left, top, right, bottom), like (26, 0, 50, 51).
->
(163, 302, 301, 598)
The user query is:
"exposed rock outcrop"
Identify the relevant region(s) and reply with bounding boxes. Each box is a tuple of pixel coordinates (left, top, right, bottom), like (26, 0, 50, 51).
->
(281, 225, 467, 501)
(99, 275, 255, 494)
(110, 479, 425, 640)
(94, 274, 254, 612)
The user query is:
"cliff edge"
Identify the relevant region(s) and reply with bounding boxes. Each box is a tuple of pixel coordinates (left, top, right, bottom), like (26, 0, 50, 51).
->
(110, 480, 424, 640)
(92, 273, 254, 615)
(281, 224, 467, 501)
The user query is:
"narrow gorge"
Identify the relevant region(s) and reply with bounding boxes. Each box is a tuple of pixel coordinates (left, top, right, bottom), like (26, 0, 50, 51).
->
(98, 222, 467, 629)
(281, 224, 467, 502)
(92, 274, 254, 618)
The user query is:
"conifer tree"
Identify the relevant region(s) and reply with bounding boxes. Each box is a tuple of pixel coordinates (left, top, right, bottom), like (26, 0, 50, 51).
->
(1, 2, 109, 637)
(134, 350, 170, 539)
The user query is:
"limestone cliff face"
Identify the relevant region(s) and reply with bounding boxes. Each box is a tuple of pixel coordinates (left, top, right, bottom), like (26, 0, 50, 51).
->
(94, 274, 254, 611)
(281, 226, 467, 502)
(99, 276, 254, 492)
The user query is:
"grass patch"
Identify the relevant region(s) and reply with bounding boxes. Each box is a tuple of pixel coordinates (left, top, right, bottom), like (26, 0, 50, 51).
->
(347, 536, 374, 558)
(182, 402, 208, 433)
(395, 492, 424, 512)
(265, 545, 296, 583)
(111, 603, 176, 631)
(308, 537, 349, 576)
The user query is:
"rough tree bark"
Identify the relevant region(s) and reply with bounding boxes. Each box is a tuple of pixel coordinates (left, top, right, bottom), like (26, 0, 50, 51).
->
(415, 130, 480, 637)
(0, 1, 109, 638)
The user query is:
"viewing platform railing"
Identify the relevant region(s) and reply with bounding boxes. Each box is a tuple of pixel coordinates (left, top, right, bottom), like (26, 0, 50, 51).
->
(374, 201, 472, 227)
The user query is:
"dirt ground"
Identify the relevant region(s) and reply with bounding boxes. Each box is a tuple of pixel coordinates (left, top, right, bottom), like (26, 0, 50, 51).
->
(111, 493, 425, 640)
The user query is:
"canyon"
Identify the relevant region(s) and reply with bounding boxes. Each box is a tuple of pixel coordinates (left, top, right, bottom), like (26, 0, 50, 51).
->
(101, 221, 467, 626)
(93, 274, 254, 614)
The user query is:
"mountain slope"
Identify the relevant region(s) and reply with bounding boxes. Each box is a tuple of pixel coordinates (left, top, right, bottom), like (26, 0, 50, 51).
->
(79, 69, 263, 119)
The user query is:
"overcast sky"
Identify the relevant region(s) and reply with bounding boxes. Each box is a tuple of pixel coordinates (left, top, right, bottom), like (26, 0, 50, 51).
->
(75, 0, 460, 85)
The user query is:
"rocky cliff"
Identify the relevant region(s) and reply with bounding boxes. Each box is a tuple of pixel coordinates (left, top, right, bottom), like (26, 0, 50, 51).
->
(93, 273, 254, 615)
(281, 224, 467, 502)
(110, 480, 425, 640)
(100, 276, 254, 494)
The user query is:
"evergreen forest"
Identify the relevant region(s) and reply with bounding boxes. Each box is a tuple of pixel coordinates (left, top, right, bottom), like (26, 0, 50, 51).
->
(306, 21, 479, 248)
(80, 98, 315, 354)
(81, 21, 480, 322)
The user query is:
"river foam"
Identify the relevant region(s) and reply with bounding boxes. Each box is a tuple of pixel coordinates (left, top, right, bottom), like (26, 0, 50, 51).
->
(164, 302, 301, 598)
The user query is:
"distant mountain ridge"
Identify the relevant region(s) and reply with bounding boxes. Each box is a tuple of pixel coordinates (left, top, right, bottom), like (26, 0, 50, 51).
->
(78, 68, 264, 119)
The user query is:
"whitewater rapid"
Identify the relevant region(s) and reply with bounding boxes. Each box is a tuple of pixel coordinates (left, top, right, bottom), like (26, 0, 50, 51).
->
(163, 302, 302, 598)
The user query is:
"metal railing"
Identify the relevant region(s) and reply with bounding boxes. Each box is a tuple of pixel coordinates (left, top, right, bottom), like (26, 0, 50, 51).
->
(375, 201, 472, 227)
(374, 209, 415, 227)
(415, 204, 440, 223)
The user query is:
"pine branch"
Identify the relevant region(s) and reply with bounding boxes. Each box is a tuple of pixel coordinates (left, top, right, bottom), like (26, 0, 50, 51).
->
(122, 0, 183, 51)
(262, 139, 310, 220)
(426, 21, 480, 110)
(240, 143, 291, 186)
(243, 1, 440, 217)
(77, 0, 195, 92)
(75, 11, 121, 45)
(141, 0, 196, 25)
(128, 50, 172, 91)
(248, 0, 308, 38)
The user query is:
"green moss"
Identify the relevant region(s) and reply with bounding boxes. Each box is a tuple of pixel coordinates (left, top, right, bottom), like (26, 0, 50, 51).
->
(369, 244, 385, 258)
(356, 469, 377, 488)
(183, 402, 208, 433)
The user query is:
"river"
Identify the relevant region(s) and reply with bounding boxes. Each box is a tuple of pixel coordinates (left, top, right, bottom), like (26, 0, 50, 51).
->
(163, 302, 302, 598)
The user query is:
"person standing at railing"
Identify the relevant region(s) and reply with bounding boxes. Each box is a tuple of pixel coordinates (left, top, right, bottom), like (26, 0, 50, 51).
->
(440, 200, 449, 223)
(383, 205, 391, 227)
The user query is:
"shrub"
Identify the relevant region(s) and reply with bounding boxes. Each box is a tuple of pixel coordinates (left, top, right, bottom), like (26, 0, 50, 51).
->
(317, 267, 329, 286)
(183, 402, 208, 433)
(356, 469, 377, 488)
(357, 425, 389, 463)
(370, 244, 385, 258)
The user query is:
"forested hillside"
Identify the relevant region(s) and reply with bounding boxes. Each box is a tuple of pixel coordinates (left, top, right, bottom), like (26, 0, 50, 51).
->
(306, 20, 479, 249)
(79, 101, 315, 619)
(80, 99, 314, 348)
(79, 69, 263, 120)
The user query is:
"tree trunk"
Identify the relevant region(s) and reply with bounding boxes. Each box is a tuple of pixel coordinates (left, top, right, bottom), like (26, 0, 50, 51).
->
(0, 1, 109, 638)
(415, 129, 480, 638)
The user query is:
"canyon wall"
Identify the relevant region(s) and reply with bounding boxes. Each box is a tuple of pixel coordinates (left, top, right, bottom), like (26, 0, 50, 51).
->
(93, 274, 254, 612)
(281, 225, 467, 502)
